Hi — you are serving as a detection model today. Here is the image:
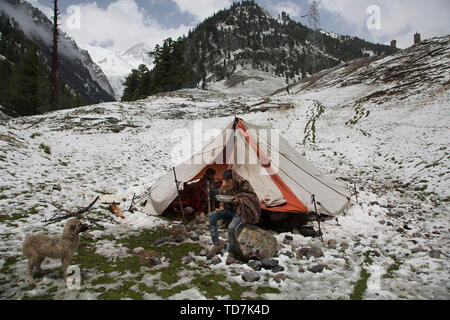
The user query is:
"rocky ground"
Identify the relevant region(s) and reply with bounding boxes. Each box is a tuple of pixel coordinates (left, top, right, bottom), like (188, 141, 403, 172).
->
(0, 36, 448, 300)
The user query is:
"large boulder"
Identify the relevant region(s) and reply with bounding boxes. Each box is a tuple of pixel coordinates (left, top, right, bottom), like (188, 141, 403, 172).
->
(236, 224, 277, 260)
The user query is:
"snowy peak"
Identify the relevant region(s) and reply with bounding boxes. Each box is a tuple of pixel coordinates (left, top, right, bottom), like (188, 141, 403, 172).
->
(82, 42, 154, 100)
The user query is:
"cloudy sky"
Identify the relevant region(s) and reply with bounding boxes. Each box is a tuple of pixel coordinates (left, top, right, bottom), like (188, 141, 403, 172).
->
(27, 0, 450, 52)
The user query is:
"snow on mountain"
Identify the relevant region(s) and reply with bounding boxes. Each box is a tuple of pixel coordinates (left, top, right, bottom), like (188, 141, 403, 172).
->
(1, 0, 116, 103)
(0, 36, 448, 300)
(82, 42, 154, 100)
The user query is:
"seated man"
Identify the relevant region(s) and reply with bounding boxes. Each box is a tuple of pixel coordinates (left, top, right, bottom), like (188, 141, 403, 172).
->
(192, 168, 218, 221)
(207, 169, 261, 265)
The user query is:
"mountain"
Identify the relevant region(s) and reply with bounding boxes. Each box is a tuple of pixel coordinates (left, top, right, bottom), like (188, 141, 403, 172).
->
(82, 42, 154, 100)
(0, 0, 116, 114)
(122, 0, 393, 100)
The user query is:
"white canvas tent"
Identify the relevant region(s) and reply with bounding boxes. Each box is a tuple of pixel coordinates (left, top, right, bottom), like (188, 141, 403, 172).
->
(145, 117, 352, 217)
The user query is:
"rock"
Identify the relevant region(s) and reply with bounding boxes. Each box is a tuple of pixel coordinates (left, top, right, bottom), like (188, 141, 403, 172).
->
(340, 242, 349, 250)
(283, 238, 292, 245)
(411, 247, 424, 254)
(261, 258, 279, 269)
(272, 265, 285, 273)
(281, 251, 294, 258)
(248, 260, 263, 271)
(276, 243, 284, 251)
(174, 237, 184, 243)
(299, 226, 317, 238)
(153, 237, 172, 246)
(184, 256, 196, 264)
(372, 235, 379, 239)
(284, 235, 294, 241)
(133, 247, 145, 254)
(386, 221, 393, 226)
(306, 247, 324, 259)
(297, 247, 310, 259)
(273, 273, 286, 283)
(327, 239, 337, 247)
(403, 224, 412, 230)
(236, 224, 278, 260)
(199, 249, 208, 257)
(308, 264, 324, 273)
(395, 227, 404, 233)
(429, 250, 441, 259)
(242, 271, 260, 282)
(211, 256, 222, 265)
(189, 234, 200, 241)
(298, 267, 305, 273)
(149, 257, 162, 266)
(379, 220, 386, 225)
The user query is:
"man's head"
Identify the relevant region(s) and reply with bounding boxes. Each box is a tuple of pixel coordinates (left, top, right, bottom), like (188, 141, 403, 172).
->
(222, 169, 233, 188)
(205, 168, 216, 181)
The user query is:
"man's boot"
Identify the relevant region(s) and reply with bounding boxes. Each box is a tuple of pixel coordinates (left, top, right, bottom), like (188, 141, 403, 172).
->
(226, 252, 236, 265)
(206, 244, 224, 260)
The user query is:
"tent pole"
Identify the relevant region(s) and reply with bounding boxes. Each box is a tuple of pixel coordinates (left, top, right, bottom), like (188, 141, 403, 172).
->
(173, 167, 186, 223)
(312, 194, 323, 242)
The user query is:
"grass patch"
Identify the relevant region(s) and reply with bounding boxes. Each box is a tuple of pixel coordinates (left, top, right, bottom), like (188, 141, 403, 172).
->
(30, 133, 42, 139)
(349, 251, 373, 300)
(383, 256, 402, 279)
(39, 143, 51, 154)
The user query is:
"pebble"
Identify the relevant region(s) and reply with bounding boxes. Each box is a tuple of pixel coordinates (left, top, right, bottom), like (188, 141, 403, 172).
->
(429, 250, 441, 259)
(298, 267, 305, 273)
(184, 256, 196, 264)
(248, 260, 263, 271)
(211, 256, 222, 265)
(149, 257, 162, 265)
(189, 234, 200, 241)
(153, 237, 172, 246)
(273, 273, 286, 283)
(261, 258, 279, 269)
(308, 264, 324, 273)
(272, 265, 285, 273)
(411, 247, 424, 254)
(306, 247, 324, 259)
(242, 272, 260, 282)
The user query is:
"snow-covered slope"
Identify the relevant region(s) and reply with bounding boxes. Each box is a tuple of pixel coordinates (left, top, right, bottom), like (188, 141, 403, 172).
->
(0, 36, 448, 300)
(208, 64, 288, 96)
(82, 43, 154, 100)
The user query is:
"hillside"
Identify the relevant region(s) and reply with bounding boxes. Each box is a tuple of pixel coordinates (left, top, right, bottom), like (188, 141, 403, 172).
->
(0, 36, 448, 300)
(121, 1, 393, 100)
(0, 0, 116, 115)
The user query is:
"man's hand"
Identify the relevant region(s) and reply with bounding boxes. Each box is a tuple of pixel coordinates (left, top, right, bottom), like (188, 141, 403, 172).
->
(233, 197, 240, 205)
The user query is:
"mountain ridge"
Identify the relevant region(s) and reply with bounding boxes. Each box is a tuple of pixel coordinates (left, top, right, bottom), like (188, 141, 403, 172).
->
(0, 0, 116, 111)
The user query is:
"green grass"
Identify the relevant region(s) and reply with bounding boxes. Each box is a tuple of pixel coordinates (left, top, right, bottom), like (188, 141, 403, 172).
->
(383, 256, 402, 279)
(30, 133, 42, 139)
(349, 251, 374, 300)
(39, 143, 51, 154)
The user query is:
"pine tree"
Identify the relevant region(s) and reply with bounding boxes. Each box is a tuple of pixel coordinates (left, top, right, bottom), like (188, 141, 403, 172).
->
(9, 44, 50, 116)
(50, 0, 60, 110)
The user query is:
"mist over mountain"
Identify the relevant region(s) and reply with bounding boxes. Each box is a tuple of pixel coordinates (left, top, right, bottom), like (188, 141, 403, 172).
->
(0, 0, 116, 116)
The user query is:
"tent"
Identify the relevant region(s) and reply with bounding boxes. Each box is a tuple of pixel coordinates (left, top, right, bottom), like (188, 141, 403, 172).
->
(146, 117, 353, 217)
